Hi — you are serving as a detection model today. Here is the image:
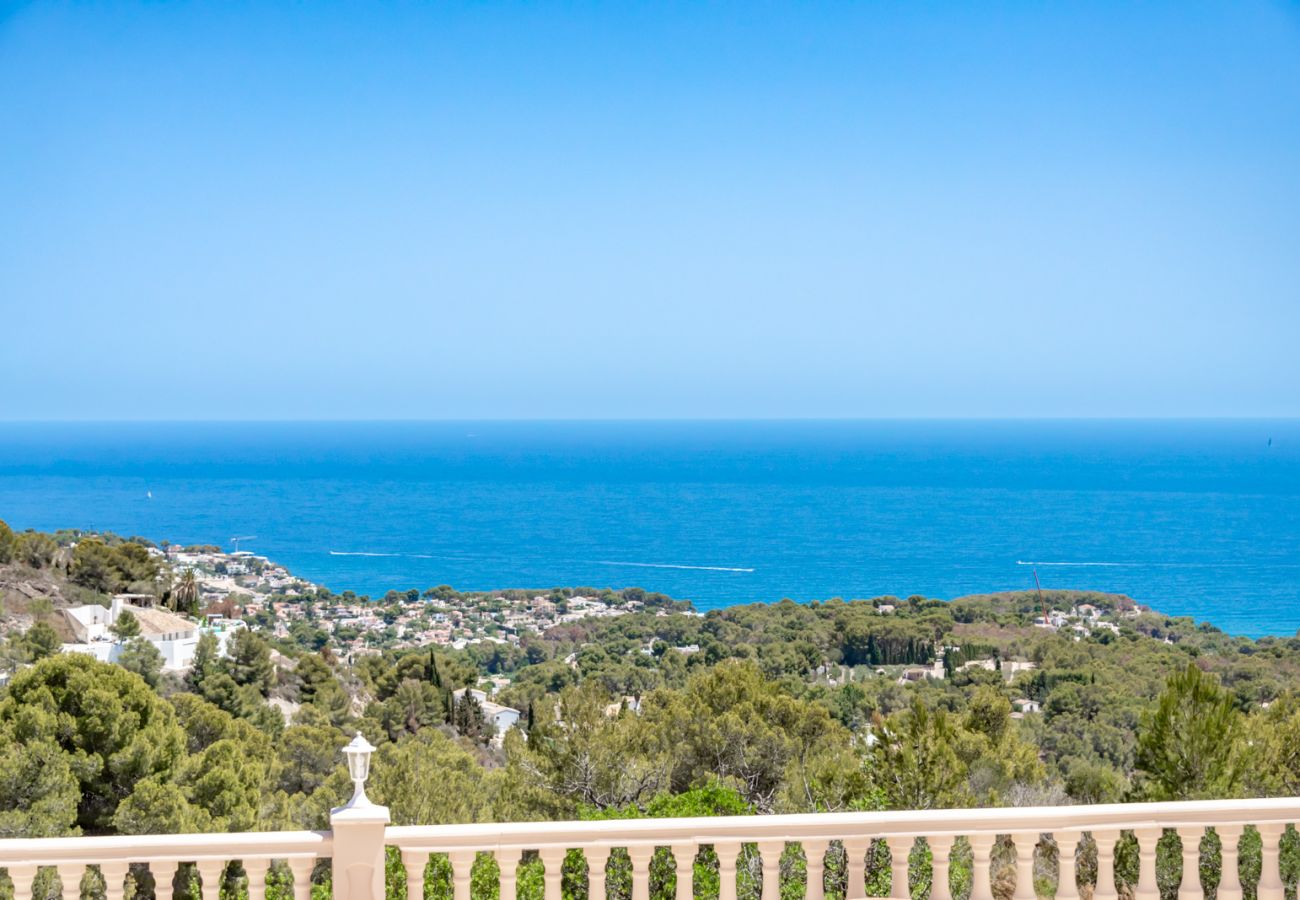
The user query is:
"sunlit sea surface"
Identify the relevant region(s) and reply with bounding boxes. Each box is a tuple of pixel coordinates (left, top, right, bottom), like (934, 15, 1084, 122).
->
(1, 420, 1297, 636)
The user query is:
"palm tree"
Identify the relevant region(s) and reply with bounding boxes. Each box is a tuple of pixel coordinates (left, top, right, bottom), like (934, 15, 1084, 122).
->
(173, 568, 200, 615)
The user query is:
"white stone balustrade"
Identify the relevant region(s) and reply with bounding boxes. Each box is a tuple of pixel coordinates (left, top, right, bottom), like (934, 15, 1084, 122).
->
(4, 775, 1300, 900)
(386, 798, 1300, 900)
(0, 830, 329, 900)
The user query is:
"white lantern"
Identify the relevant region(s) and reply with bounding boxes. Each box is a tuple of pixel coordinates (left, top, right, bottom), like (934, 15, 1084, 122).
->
(343, 732, 376, 805)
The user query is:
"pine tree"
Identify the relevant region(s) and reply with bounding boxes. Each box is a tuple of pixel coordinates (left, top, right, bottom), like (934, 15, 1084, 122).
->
(111, 609, 141, 640)
(225, 629, 274, 696)
(187, 632, 220, 692)
(429, 649, 442, 688)
(1135, 662, 1243, 800)
(453, 692, 487, 741)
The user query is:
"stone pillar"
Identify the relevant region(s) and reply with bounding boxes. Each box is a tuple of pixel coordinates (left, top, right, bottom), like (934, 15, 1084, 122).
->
(331, 799, 392, 900)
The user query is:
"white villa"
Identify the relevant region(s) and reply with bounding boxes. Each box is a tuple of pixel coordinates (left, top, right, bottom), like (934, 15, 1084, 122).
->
(61, 593, 247, 671)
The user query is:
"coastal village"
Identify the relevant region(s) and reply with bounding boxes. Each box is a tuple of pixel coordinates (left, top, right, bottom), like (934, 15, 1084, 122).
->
(6, 540, 649, 740)
(159, 545, 646, 654)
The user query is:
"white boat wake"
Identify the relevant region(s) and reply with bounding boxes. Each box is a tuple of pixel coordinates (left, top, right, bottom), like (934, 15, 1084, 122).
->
(1017, 560, 1139, 567)
(595, 560, 755, 573)
(329, 549, 754, 573)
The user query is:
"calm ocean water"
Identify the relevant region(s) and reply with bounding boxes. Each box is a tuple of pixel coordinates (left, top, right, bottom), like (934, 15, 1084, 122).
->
(0, 420, 1297, 636)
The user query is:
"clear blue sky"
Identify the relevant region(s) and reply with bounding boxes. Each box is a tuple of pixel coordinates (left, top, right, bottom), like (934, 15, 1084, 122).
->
(2, 2, 1298, 420)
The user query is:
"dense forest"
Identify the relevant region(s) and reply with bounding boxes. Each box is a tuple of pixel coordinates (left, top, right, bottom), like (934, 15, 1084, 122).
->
(4, 521, 1300, 900)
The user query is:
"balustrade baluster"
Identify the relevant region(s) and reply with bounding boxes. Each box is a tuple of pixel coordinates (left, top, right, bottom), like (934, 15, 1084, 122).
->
(758, 841, 783, 900)
(716, 842, 742, 900)
(155, 862, 183, 900)
(56, 865, 84, 900)
(928, 838, 955, 900)
(8, 864, 37, 900)
(449, 850, 476, 900)
(99, 862, 128, 900)
(844, 838, 871, 900)
(968, 835, 996, 900)
(1010, 834, 1036, 900)
(1175, 829, 1203, 900)
(803, 840, 830, 900)
(495, 848, 522, 900)
(1053, 833, 1080, 900)
(195, 860, 225, 900)
(628, 845, 656, 900)
(585, 847, 610, 900)
(1133, 829, 1161, 900)
(670, 844, 696, 900)
(884, 837, 911, 900)
(1093, 832, 1120, 900)
(1217, 827, 1244, 900)
(539, 848, 567, 900)
(401, 850, 429, 900)
(287, 858, 315, 900)
(245, 859, 272, 900)
(1258, 825, 1285, 900)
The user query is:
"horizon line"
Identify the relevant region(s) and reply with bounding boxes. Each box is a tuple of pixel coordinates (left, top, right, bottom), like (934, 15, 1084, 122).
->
(0, 415, 1298, 425)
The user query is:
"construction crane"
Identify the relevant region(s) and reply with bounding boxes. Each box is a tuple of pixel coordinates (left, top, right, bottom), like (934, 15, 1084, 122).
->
(230, 535, 257, 552)
(1033, 568, 1051, 630)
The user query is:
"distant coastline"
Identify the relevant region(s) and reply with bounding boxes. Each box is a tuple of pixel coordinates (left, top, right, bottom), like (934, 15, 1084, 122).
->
(2, 522, 1168, 669)
(1, 419, 1297, 636)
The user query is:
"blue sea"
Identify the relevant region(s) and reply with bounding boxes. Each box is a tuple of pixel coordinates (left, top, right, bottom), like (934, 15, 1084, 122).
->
(0, 420, 1297, 637)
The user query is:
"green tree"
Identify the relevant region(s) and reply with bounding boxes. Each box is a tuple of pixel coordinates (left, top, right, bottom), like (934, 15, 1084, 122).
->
(376, 678, 444, 740)
(182, 738, 272, 831)
(369, 730, 495, 825)
(872, 701, 973, 809)
(118, 637, 165, 688)
(172, 569, 201, 615)
(1240, 694, 1300, 796)
(643, 660, 847, 811)
(509, 680, 669, 815)
(0, 738, 82, 837)
(171, 693, 243, 754)
(69, 539, 123, 593)
(17, 531, 58, 568)
(304, 676, 354, 729)
(965, 685, 1012, 745)
(23, 621, 62, 661)
(1135, 662, 1243, 800)
(1064, 758, 1128, 804)
(294, 653, 336, 704)
(453, 691, 488, 742)
(112, 609, 142, 640)
(112, 778, 201, 835)
(187, 632, 221, 692)
(199, 672, 247, 716)
(0, 655, 187, 832)
(112, 542, 161, 593)
(0, 518, 18, 564)
(277, 724, 342, 796)
(226, 628, 274, 696)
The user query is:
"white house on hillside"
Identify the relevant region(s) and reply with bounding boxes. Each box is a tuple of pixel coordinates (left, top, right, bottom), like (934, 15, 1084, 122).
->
(452, 687, 521, 735)
(61, 593, 246, 671)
